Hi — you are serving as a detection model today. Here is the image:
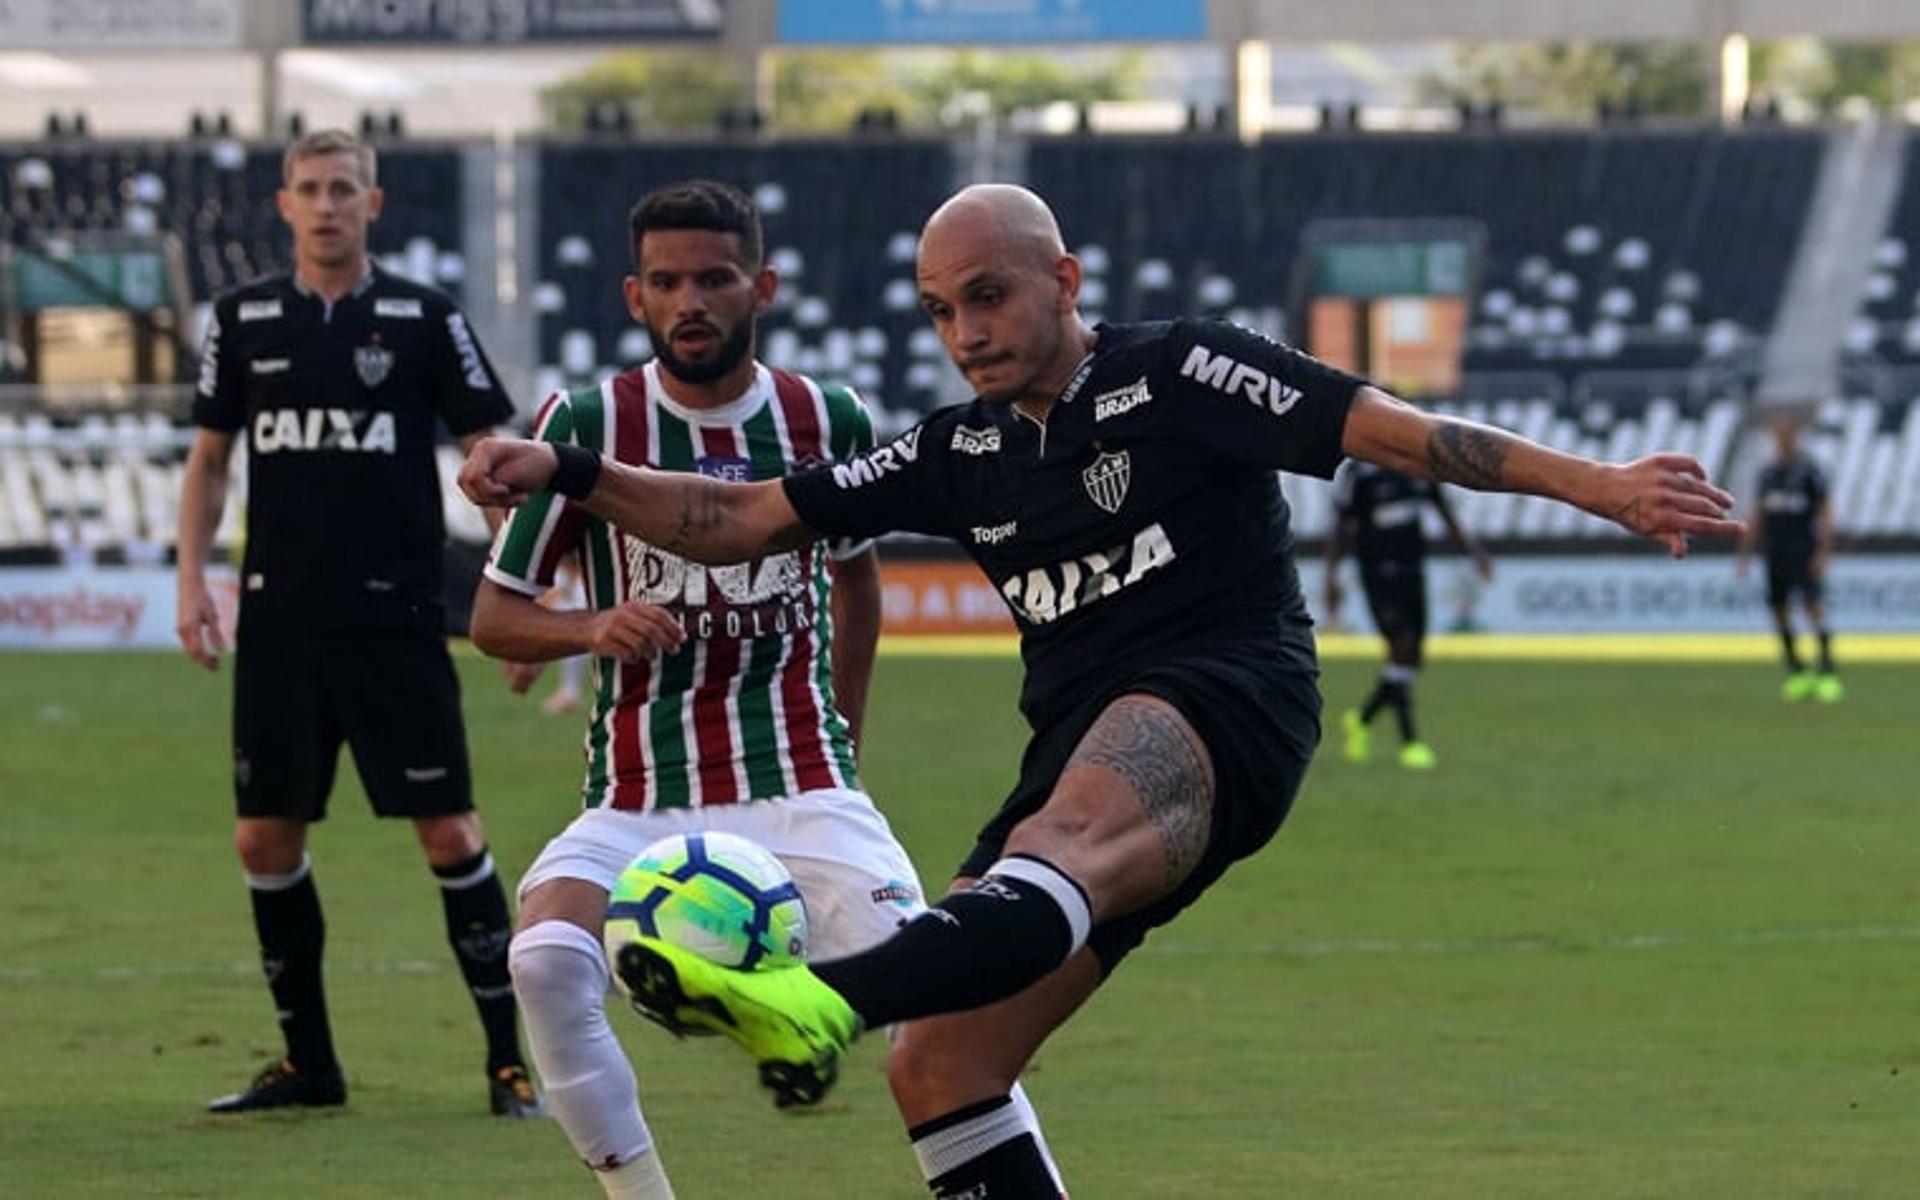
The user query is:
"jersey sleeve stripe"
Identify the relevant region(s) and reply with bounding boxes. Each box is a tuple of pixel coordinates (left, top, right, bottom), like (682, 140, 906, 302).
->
(806, 381, 876, 558)
(529, 389, 567, 439)
(490, 394, 578, 585)
(819, 383, 872, 460)
(770, 368, 826, 462)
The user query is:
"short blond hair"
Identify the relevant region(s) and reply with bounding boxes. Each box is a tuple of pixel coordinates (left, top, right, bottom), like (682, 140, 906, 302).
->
(282, 129, 377, 187)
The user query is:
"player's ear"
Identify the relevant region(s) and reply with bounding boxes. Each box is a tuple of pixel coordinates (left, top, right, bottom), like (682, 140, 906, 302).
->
(621, 275, 646, 326)
(752, 264, 778, 316)
(275, 187, 294, 226)
(365, 185, 385, 223)
(1053, 253, 1082, 314)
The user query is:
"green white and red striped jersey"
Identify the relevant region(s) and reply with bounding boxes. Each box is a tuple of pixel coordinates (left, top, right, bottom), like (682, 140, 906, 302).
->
(485, 360, 875, 811)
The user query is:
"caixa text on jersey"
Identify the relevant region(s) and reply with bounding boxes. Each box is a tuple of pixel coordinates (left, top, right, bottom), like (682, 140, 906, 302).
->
(252, 408, 398, 454)
(998, 523, 1176, 625)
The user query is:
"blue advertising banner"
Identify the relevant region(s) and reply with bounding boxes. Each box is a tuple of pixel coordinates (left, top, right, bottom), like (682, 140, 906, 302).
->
(778, 0, 1207, 45)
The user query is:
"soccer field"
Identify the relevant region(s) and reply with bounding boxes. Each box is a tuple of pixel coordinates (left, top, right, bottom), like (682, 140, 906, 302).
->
(2, 647, 1916, 1198)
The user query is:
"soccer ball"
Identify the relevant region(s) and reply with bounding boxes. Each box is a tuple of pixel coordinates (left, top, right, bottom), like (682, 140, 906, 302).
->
(604, 831, 808, 978)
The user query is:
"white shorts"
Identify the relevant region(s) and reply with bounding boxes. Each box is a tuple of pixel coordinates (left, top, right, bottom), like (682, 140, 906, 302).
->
(518, 789, 927, 960)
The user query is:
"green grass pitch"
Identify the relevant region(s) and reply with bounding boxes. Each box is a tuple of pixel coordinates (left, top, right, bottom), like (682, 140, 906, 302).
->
(2, 646, 1915, 1197)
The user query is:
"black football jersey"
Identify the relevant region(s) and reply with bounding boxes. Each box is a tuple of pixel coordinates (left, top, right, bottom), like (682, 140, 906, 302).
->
(785, 318, 1362, 726)
(1757, 455, 1827, 559)
(193, 266, 515, 629)
(1331, 461, 1440, 565)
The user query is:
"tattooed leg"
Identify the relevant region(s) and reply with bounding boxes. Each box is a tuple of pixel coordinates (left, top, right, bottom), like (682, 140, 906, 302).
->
(1003, 694, 1216, 921)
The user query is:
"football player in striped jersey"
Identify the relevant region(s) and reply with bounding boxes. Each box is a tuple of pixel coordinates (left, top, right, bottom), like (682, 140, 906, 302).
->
(472, 181, 1061, 1200)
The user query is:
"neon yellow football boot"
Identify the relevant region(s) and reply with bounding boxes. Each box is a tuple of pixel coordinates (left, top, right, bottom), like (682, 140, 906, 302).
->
(1341, 709, 1371, 764)
(1780, 671, 1817, 703)
(616, 938, 859, 1108)
(1813, 673, 1845, 704)
(1399, 741, 1437, 770)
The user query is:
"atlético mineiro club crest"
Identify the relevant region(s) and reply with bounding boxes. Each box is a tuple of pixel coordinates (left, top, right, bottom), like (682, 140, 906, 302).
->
(1082, 449, 1131, 513)
(355, 342, 394, 388)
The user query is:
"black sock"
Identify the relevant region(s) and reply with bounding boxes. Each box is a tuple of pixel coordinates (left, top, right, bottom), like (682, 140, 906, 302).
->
(812, 855, 1090, 1030)
(1359, 679, 1392, 723)
(433, 848, 521, 1073)
(912, 1096, 1059, 1200)
(1777, 625, 1803, 672)
(248, 858, 337, 1072)
(1816, 629, 1834, 674)
(1391, 684, 1417, 743)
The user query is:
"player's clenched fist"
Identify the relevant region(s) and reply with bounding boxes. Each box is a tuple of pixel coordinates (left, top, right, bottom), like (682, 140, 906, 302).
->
(586, 601, 687, 662)
(460, 436, 559, 508)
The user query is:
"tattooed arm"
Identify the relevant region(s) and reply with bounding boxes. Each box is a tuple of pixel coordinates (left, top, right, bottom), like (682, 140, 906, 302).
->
(459, 436, 815, 563)
(1340, 387, 1745, 556)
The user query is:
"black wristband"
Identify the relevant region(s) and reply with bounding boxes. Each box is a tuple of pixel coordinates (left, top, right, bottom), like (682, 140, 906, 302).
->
(550, 443, 603, 500)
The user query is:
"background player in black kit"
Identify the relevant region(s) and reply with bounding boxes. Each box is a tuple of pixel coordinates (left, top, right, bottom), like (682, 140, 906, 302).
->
(460, 184, 1743, 1197)
(1325, 461, 1492, 769)
(174, 130, 543, 1117)
(1737, 410, 1840, 703)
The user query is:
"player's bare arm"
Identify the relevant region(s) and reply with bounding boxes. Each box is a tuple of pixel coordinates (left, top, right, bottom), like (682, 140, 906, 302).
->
(1814, 498, 1835, 578)
(460, 436, 814, 562)
(828, 547, 882, 751)
(1323, 510, 1354, 616)
(175, 427, 236, 670)
(471, 578, 685, 664)
(1341, 387, 1744, 556)
(1432, 487, 1493, 580)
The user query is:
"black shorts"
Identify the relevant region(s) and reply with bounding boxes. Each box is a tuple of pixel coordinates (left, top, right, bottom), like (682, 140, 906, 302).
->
(1766, 553, 1822, 608)
(232, 624, 474, 821)
(957, 640, 1321, 975)
(1361, 559, 1427, 641)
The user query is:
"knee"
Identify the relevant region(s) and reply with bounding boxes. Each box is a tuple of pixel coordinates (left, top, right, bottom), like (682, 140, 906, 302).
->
(508, 921, 605, 1010)
(232, 822, 302, 875)
(416, 813, 486, 866)
(888, 1027, 1015, 1118)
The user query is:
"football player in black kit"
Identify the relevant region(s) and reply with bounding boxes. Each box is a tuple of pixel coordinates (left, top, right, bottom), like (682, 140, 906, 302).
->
(460, 184, 1742, 1197)
(175, 130, 544, 1118)
(1325, 461, 1492, 769)
(1737, 410, 1840, 702)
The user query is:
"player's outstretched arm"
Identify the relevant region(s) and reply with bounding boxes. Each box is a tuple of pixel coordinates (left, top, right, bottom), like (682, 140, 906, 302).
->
(1341, 387, 1744, 557)
(459, 436, 816, 564)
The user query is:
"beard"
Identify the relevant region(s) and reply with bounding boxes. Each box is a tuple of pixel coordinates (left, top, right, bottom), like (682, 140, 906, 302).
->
(653, 316, 755, 385)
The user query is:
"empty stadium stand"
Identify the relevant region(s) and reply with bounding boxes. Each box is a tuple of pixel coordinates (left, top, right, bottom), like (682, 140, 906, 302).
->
(1030, 127, 1824, 376)
(5, 127, 1920, 558)
(0, 139, 467, 303)
(1853, 129, 1920, 364)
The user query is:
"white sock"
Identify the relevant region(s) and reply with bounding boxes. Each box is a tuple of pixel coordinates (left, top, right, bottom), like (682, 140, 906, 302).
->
(510, 920, 673, 1198)
(597, 1153, 676, 1200)
(1008, 1081, 1067, 1196)
(912, 1091, 1065, 1195)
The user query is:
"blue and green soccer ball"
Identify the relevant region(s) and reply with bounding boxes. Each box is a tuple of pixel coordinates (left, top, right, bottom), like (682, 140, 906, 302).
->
(604, 831, 809, 978)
